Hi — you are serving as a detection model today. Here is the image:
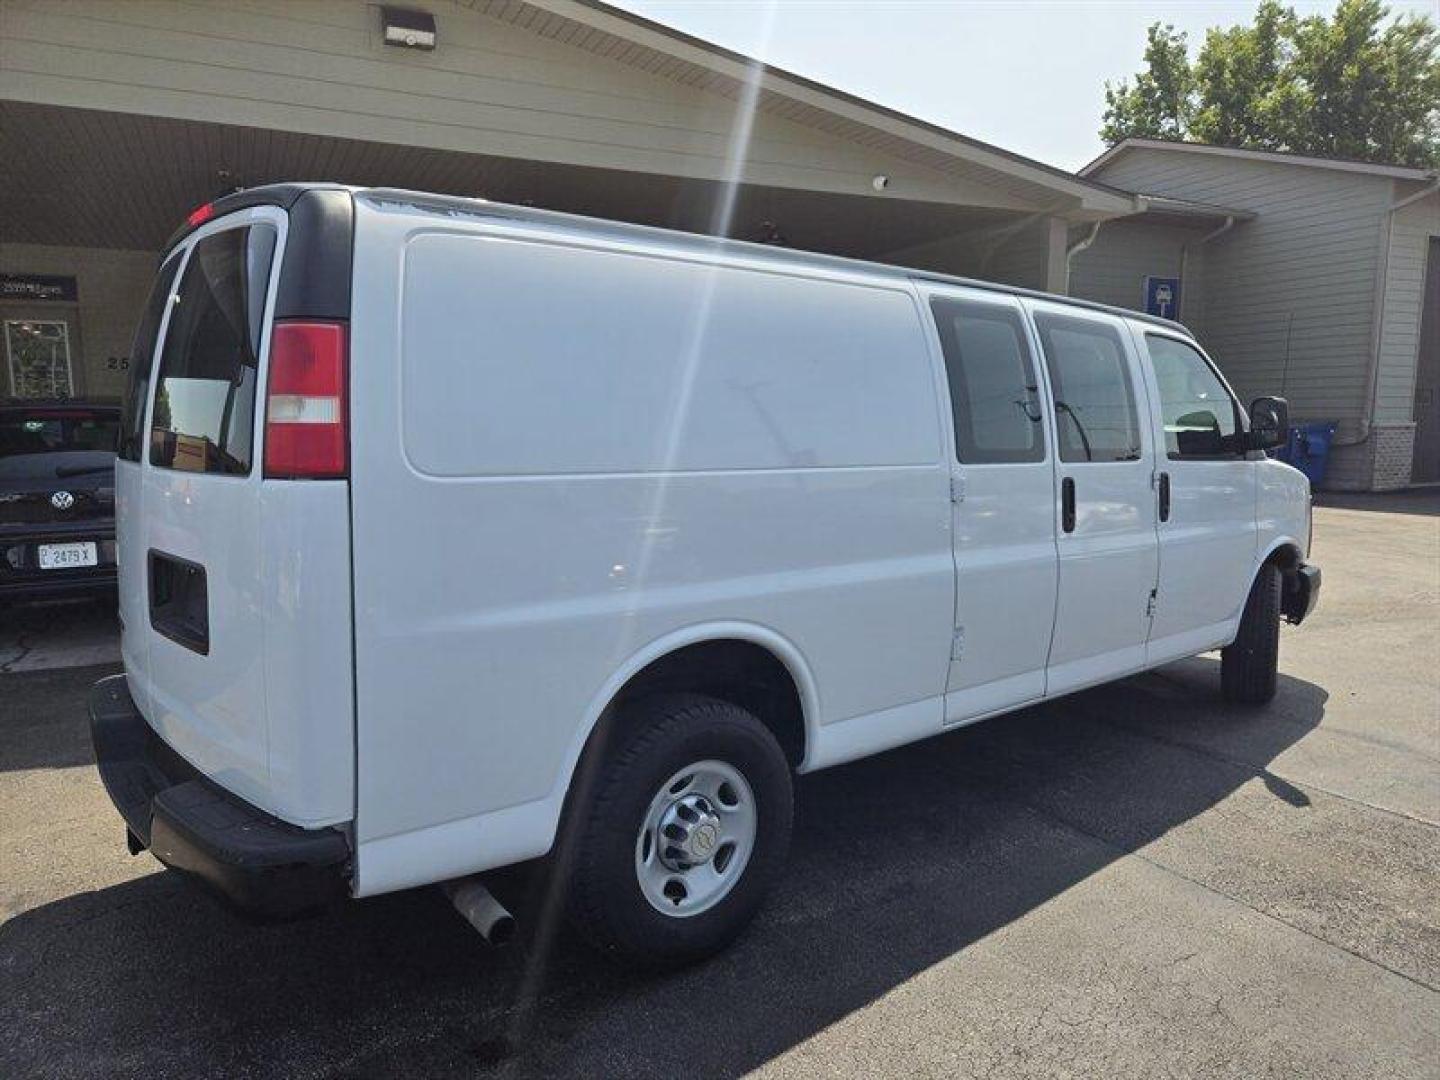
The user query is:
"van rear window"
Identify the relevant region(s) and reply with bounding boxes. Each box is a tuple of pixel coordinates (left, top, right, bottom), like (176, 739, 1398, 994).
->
(150, 226, 277, 475)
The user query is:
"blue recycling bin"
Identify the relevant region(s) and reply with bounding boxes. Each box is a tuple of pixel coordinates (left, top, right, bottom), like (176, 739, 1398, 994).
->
(1273, 421, 1337, 489)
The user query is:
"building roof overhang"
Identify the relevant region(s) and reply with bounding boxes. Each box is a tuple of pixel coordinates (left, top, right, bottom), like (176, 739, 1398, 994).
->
(470, 0, 1138, 216)
(1082, 137, 1439, 182)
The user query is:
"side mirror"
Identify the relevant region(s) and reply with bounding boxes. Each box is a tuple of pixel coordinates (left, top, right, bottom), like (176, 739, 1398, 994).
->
(1248, 396, 1289, 451)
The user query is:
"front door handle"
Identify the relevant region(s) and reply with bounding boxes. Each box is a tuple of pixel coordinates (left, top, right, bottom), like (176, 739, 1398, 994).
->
(1158, 471, 1171, 522)
(1061, 476, 1076, 534)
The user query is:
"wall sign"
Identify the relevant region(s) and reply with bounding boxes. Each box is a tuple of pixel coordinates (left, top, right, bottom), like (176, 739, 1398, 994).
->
(1143, 276, 1180, 320)
(0, 274, 79, 302)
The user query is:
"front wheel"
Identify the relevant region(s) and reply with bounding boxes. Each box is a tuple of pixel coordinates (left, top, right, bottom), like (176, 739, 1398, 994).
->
(1221, 563, 1281, 704)
(566, 694, 793, 968)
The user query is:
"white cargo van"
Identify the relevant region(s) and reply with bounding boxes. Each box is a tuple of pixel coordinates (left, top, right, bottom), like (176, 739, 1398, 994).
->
(92, 184, 1319, 965)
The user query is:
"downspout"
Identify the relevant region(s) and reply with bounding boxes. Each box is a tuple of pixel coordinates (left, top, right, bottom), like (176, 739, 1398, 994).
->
(1349, 173, 1440, 448)
(1063, 220, 1106, 294)
(1178, 214, 1236, 323)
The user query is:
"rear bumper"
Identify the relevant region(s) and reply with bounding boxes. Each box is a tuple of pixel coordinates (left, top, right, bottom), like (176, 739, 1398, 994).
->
(88, 675, 350, 918)
(0, 570, 116, 602)
(1, 526, 117, 602)
(1282, 562, 1321, 625)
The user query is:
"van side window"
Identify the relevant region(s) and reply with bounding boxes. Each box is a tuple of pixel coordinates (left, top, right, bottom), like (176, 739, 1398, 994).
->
(930, 298, 1045, 464)
(150, 225, 277, 475)
(1034, 313, 1142, 463)
(119, 253, 183, 462)
(1146, 334, 1241, 459)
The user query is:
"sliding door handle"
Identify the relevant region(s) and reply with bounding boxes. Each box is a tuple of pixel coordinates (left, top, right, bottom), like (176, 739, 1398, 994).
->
(1061, 477, 1076, 534)
(1158, 471, 1172, 522)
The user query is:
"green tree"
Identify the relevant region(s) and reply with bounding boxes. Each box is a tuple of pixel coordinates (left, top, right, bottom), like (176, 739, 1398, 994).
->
(1100, 0, 1440, 167)
(1101, 22, 1195, 143)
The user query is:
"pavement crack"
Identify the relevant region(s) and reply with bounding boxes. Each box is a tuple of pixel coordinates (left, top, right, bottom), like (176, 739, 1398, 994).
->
(0, 631, 39, 674)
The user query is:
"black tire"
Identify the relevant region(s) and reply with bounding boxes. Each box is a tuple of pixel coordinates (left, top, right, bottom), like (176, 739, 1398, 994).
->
(565, 693, 793, 968)
(1221, 562, 1281, 704)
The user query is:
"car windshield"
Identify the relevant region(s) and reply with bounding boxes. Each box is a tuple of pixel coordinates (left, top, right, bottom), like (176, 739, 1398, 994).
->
(0, 411, 119, 479)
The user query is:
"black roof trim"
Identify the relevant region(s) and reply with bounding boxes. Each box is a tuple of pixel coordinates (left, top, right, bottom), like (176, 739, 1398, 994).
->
(162, 183, 351, 252)
(166, 180, 1188, 335)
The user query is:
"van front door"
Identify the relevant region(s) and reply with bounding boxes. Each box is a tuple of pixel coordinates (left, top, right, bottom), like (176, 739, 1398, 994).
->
(1135, 330, 1257, 660)
(1028, 302, 1159, 695)
(927, 290, 1058, 723)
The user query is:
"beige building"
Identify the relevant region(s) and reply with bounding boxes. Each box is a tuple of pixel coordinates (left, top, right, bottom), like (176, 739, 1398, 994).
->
(0, 0, 1133, 396)
(1076, 140, 1440, 490)
(2, 1, 1436, 488)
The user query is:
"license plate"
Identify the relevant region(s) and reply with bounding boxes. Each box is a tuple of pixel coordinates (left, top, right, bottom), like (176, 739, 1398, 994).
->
(38, 542, 98, 570)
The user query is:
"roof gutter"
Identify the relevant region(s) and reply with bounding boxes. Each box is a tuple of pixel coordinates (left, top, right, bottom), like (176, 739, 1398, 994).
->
(1349, 173, 1440, 448)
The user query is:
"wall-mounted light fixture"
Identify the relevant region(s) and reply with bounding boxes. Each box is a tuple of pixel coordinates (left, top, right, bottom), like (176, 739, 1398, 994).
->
(871, 174, 890, 192)
(382, 7, 436, 50)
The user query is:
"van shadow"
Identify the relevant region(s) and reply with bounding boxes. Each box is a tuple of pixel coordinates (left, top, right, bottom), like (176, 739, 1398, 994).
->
(0, 658, 1326, 1079)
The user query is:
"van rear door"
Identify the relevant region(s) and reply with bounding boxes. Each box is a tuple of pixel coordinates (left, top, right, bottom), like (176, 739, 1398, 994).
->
(126, 193, 356, 829)
(116, 250, 184, 723)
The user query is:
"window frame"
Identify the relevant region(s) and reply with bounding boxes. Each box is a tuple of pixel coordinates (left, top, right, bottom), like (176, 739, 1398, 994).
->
(119, 252, 184, 462)
(928, 295, 1048, 466)
(1143, 331, 1246, 462)
(1032, 310, 1145, 465)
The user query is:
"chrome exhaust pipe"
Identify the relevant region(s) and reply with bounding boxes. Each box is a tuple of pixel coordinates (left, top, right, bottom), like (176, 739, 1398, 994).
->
(443, 876, 516, 947)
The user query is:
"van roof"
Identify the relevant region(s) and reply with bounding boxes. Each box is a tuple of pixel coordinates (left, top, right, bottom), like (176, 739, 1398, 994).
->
(179, 182, 1193, 336)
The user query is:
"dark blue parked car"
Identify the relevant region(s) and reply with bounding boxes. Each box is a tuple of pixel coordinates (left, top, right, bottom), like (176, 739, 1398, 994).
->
(0, 400, 120, 604)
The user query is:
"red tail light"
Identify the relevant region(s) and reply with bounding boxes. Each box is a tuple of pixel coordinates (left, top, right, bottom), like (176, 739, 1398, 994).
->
(186, 202, 216, 229)
(264, 321, 348, 479)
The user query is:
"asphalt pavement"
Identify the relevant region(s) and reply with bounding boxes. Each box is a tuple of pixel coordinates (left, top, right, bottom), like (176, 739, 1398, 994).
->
(1, 491, 1436, 1078)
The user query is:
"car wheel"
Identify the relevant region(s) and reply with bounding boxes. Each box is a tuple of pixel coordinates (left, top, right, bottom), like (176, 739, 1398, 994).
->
(566, 693, 793, 968)
(1221, 562, 1281, 704)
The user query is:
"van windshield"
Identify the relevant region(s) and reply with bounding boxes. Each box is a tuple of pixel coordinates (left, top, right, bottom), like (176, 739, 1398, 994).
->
(149, 225, 276, 475)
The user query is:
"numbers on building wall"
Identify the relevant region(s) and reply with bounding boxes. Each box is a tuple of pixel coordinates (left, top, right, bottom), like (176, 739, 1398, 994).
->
(106, 356, 131, 372)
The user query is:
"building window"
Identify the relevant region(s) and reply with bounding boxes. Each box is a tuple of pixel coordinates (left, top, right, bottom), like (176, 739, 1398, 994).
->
(5, 320, 74, 398)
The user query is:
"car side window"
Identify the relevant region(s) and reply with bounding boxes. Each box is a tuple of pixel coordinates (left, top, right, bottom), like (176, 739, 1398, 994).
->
(930, 298, 1045, 464)
(1033, 312, 1142, 463)
(1146, 334, 1242, 459)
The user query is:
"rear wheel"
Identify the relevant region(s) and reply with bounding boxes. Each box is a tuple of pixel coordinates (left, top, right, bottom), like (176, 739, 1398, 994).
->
(566, 694, 792, 968)
(1222, 563, 1281, 704)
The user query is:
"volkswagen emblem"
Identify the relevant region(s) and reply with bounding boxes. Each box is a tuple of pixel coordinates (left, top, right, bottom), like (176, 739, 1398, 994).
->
(50, 490, 75, 511)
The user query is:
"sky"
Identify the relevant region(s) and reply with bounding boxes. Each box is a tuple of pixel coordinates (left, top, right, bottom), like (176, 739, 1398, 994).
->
(608, 1, 1439, 172)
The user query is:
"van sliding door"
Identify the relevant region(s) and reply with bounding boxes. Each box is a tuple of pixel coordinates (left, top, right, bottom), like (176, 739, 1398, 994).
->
(1028, 301, 1160, 695)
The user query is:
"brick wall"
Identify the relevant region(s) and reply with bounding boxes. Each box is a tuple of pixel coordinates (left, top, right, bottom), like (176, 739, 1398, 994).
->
(1371, 424, 1417, 490)
(1326, 424, 1417, 491)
